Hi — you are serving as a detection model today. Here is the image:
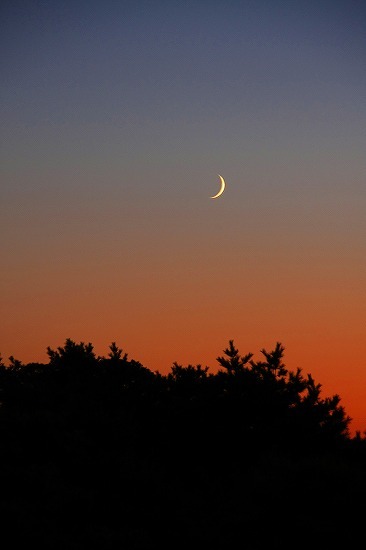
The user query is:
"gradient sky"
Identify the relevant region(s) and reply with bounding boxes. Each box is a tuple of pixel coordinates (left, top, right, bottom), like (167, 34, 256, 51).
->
(1, 1, 366, 434)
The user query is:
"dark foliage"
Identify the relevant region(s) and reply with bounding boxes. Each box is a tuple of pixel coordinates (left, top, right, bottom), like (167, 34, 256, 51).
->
(0, 339, 365, 549)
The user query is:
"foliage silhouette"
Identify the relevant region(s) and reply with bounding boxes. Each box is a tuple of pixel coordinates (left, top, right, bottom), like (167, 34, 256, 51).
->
(0, 338, 365, 549)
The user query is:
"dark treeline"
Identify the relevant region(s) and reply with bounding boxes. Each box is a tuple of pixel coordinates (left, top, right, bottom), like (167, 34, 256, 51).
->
(1, 338, 366, 549)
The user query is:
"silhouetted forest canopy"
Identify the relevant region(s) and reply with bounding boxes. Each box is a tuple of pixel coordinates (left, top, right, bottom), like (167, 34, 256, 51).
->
(1, 339, 366, 549)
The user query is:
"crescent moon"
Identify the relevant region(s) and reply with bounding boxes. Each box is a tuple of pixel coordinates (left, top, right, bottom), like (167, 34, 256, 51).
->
(211, 174, 226, 199)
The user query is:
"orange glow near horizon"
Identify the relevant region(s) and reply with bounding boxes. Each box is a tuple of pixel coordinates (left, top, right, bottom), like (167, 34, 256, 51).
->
(2, 263, 365, 436)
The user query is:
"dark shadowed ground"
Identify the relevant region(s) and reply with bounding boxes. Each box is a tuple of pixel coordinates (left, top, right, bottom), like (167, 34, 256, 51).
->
(1, 340, 365, 549)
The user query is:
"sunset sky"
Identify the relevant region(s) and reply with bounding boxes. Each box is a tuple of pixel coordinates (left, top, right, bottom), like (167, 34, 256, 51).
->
(1, 1, 366, 434)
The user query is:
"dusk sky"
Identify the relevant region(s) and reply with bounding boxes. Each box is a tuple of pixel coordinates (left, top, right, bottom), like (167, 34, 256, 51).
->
(1, 1, 366, 434)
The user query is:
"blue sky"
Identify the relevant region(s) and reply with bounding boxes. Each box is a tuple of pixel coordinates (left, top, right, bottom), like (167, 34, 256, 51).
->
(1, 0, 366, 432)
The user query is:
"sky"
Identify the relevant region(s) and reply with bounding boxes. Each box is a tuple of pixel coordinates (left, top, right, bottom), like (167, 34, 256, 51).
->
(1, 0, 366, 434)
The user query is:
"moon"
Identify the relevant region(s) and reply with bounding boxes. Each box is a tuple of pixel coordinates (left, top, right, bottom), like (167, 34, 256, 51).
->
(211, 174, 226, 199)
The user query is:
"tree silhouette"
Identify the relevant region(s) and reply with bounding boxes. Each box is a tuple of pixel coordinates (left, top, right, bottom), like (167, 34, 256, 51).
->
(216, 338, 253, 374)
(0, 337, 364, 549)
(47, 337, 96, 368)
(107, 341, 128, 362)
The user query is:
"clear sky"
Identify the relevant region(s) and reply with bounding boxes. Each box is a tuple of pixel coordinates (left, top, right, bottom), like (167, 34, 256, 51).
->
(1, 1, 366, 434)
